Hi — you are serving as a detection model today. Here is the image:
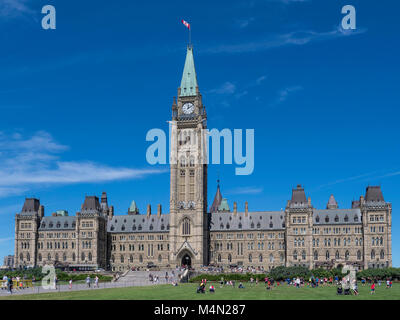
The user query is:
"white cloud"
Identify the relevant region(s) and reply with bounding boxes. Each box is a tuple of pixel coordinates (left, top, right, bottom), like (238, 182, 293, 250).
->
(277, 85, 303, 103)
(0, 237, 13, 244)
(205, 26, 367, 54)
(209, 82, 236, 95)
(0, 0, 34, 18)
(0, 131, 165, 198)
(226, 186, 263, 195)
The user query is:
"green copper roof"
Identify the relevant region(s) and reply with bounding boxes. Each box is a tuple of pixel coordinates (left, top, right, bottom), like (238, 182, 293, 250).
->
(56, 210, 68, 216)
(129, 200, 138, 213)
(218, 198, 230, 212)
(179, 46, 198, 97)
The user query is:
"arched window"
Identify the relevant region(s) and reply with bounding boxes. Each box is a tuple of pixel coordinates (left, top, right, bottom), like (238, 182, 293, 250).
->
(334, 215, 339, 222)
(228, 254, 232, 263)
(88, 252, 92, 261)
(81, 253, 85, 261)
(47, 253, 51, 261)
(380, 250, 385, 260)
(218, 254, 222, 263)
(55, 253, 59, 261)
(301, 250, 306, 260)
(345, 250, 349, 261)
(259, 254, 263, 262)
(357, 250, 361, 260)
(269, 254, 274, 263)
(63, 253, 67, 261)
(314, 251, 318, 261)
(315, 216, 320, 223)
(38, 254, 42, 262)
(249, 254, 252, 263)
(371, 250, 375, 260)
(182, 218, 191, 235)
(293, 250, 298, 260)
(335, 250, 340, 259)
(158, 255, 162, 263)
(120, 255, 124, 263)
(139, 255, 143, 263)
(179, 156, 186, 167)
(344, 215, 349, 222)
(72, 253, 76, 261)
(380, 237, 383, 246)
(26, 253, 30, 262)
(325, 250, 330, 260)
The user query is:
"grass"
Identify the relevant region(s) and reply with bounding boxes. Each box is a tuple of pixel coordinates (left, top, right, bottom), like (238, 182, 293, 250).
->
(0, 282, 399, 300)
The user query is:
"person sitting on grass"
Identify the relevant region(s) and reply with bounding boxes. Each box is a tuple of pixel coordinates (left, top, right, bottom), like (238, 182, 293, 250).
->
(197, 282, 206, 293)
(336, 283, 343, 295)
(238, 282, 245, 289)
(209, 285, 215, 293)
(352, 280, 358, 296)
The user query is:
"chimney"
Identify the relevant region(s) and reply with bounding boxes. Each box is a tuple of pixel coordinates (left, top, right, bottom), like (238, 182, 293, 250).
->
(39, 205, 44, 219)
(109, 206, 114, 219)
(233, 202, 237, 215)
(245, 201, 248, 217)
(51, 212, 56, 217)
(308, 197, 311, 206)
(157, 204, 162, 218)
(147, 204, 151, 218)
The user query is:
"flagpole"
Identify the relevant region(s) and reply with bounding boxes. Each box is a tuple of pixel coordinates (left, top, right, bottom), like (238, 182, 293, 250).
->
(189, 27, 191, 47)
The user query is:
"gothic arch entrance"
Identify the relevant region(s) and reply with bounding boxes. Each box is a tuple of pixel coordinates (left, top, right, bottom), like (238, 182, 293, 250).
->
(181, 254, 191, 267)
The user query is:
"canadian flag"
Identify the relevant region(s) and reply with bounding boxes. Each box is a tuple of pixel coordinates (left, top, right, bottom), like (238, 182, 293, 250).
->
(181, 19, 190, 30)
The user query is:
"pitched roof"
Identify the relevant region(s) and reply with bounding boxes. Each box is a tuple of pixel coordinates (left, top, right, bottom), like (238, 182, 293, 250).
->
(326, 194, 338, 209)
(289, 185, 308, 208)
(21, 198, 40, 215)
(365, 186, 384, 202)
(313, 208, 361, 225)
(210, 211, 285, 231)
(107, 214, 170, 233)
(210, 183, 222, 213)
(39, 216, 76, 230)
(179, 46, 198, 97)
(81, 196, 101, 213)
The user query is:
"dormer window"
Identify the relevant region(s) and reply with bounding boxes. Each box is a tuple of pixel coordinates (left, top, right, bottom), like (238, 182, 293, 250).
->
(56, 222, 61, 228)
(167, 224, 170, 230)
(110, 225, 114, 231)
(257, 222, 261, 229)
(138, 225, 142, 231)
(149, 224, 154, 231)
(269, 223, 273, 228)
(161, 224, 165, 230)
(316, 216, 320, 223)
(220, 223, 224, 229)
(238, 223, 242, 229)
(132, 225, 136, 231)
(41, 222, 46, 228)
(49, 222, 53, 228)
(64, 222, 68, 228)
(344, 215, 349, 222)
(251, 222, 254, 229)
(354, 216, 359, 222)
(325, 216, 329, 223)
(121, 225, 125, 231)
(334, 215, 339, 222)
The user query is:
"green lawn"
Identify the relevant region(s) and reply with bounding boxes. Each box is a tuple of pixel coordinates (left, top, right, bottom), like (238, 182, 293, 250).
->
(1, 282, 399, 300)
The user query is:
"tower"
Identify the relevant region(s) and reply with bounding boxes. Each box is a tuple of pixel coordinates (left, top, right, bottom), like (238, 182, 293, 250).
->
(169, 45, 209, 268)
(285, 185, 313, 268)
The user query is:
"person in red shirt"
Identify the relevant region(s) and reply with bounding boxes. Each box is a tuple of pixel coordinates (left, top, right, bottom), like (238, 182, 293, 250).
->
(370, 283, 376, 294)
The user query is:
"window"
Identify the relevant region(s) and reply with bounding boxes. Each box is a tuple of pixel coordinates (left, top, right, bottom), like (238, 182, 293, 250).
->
(371, 250, 375, 260)
(345, 250, 349, 261)
(325, 250, 330, 260)
(315, 216, 320, 223)
(301, 250, 306, 260)
(314, 251, 318, 260)
(357, 250, 361, 260)
(293, 250, 297, 260)
(182, 218, 191, 235)
(249, 254, 252, 263)
(325, 216, 329, 223)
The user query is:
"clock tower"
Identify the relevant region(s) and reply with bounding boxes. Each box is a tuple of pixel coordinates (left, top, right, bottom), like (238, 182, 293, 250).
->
(169, 45, 209, 268)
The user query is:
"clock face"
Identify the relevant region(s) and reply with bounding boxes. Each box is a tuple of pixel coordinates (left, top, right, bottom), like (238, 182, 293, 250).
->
(182, 102, 195, 114)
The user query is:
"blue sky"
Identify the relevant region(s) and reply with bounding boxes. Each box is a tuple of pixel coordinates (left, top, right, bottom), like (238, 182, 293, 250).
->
(0, 0, 399, 266)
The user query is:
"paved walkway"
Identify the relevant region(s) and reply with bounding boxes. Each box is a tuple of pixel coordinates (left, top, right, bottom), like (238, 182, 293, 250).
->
(0, 270, 183, 297)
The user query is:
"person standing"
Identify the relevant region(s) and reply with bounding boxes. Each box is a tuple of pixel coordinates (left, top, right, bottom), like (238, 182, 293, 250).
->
(370, 282, 375, 294)
(7, 277, 13, 294)
(69, 279, 73, 290)
(86, 276, 91, 288)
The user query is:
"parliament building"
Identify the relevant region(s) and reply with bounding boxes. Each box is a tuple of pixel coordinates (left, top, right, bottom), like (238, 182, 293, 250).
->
(14, 46, 392, 272)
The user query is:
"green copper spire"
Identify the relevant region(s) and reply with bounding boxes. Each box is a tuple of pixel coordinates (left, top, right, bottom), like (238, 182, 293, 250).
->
(179, 46, 198, 97)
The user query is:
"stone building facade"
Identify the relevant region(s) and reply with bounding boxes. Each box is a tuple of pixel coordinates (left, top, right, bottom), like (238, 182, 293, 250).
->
(13, 46, 392, 272)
